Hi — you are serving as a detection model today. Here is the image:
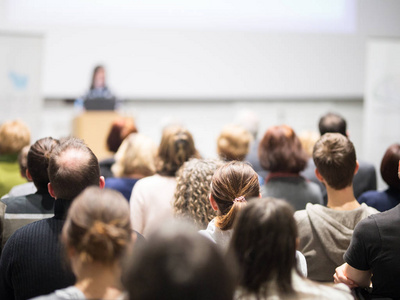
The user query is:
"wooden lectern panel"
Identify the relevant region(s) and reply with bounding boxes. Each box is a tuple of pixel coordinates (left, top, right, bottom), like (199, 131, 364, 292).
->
(72, 111, 120, 160)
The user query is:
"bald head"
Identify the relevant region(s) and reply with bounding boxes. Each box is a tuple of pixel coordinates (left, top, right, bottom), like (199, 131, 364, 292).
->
(48, 138, 100, 200)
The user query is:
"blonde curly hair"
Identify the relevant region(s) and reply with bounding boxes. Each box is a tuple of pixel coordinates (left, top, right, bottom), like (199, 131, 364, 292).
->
(174, 158, 223, 229)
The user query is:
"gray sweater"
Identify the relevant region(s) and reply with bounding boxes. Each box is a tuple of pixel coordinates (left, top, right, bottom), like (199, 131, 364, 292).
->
(294, 203, 378, 282)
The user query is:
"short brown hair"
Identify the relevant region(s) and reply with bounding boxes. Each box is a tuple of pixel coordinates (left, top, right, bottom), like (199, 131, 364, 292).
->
(174, 158, 223, 229)
(18, 146, 30, 179)
(380, 144, 400, 190)
(48, 138, 100, 200)
(313, 133, 356, 190)
(106, 117, 138, 153)
(217, 124, 252, 161)
(62, 187, 132, 264)
(318, 112, 347, 136)
(0, 120, 31, 154)
(28, 137, 59, 191)
(211, 161, 259, 231)
(157, 126, 199, 176)
(229, 198, 297, 296)
(258, 125, 308, 173)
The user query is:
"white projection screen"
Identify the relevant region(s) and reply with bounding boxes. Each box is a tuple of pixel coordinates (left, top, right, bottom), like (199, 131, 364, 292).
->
(3, 0, 364, 99)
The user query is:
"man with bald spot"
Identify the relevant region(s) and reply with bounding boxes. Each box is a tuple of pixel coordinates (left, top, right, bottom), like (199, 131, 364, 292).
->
(0, 138, 105, 300)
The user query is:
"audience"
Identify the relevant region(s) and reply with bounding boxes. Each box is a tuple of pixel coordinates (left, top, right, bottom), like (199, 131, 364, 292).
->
(105, 133, 156, 201)
(217, 124, 253, 161)
(295, 133, 378, 282)
(358, 143, 400, 211)
(1, 137, 59, 248)
(0, 137, 105, 300)
(258, 124, 323, 210)
(123, 223, 235, 300)
(174, 158, 222, 229)
(230, 197, 353, 299)
(0, 120, 31, 197)
(2, 145, 36, 198)
(130, 125, 199, 236)
(33, 187, 140, 300)
(100, 116, 138, 178)
(301, 112, 377, 203)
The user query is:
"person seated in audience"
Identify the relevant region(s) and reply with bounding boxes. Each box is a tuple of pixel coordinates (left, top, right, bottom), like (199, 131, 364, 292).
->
(130, 125, 199, 237)
(358, 143, 400, 212)
(0, 120, 31, 197)
(100, 117, 138, 178)
(334, 184, 400, 299)
(1, 137, 59, 248)
(32, 187, 141, 300)
(230, 197, 353, 299)
(0, 137, 105, 300)
(217, 124, 252, 161)
(259, 124, 323, 210)
(123, 223, 235, 300)
(302, 112, 377, 204)
(105, 133, 157, 201)
(295, 133, 378, 282)
(174, 158, 223, 229)
(2, 145, 36, 199)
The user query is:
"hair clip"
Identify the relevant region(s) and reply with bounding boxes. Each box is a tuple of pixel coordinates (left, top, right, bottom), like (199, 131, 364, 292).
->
(234, 196, 246, 203)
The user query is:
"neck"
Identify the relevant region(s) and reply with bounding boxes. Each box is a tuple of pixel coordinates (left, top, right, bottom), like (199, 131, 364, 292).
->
(326, 184, 360, 210)
(74, 261, 123, 299)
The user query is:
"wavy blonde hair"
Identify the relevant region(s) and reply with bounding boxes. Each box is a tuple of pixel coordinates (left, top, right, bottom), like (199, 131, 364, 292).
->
(0, 120, 30, 155)
(111, 133, 157, 178)
(217, 124, 252, 161)
(174, 158, 223, 229)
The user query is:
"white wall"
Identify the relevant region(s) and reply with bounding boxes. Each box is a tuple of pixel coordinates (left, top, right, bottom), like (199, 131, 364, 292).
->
(0, 0, 399, 99)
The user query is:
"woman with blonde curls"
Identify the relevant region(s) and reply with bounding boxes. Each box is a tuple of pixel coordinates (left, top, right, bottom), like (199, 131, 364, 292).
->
(130, 125, 199, 237)
(174, 158, 223, 229)
(199, 161, 260, 251)
(33, 187, 140, 300)
(105, 133, 157, 201)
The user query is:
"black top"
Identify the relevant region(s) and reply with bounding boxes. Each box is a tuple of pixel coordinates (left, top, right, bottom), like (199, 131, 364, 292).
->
(344, 204, 400, 299)
(0, 199, 75, 300)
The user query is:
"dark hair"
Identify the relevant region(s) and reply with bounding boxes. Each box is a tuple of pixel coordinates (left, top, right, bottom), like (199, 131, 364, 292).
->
(48, 137, 100, 200)
(106, 117, 138, 153)
(211, 161, 259, 231)
(90, 65, 105, 90)
(123, 224, 235, 300)
(18, 145, 30, 179)
(258, 125, 308, 173)
(63, 187, 132, 264)
(229, 197, 297, 296)
(313, 133, 356, 189)
(380, 144, 400, 190)
(157, 126, 199, 177)
(318, 112, 347, 136)
(27, 137, 59, 192)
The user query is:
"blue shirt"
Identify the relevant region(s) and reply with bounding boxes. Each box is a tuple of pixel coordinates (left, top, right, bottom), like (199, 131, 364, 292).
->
(105, 177, 139, 201)
(358, 187, 400, 212)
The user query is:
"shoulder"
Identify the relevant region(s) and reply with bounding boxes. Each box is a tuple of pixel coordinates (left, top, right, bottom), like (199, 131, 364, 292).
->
(31, 286, 86, 300)
(294, 209, 309, 223)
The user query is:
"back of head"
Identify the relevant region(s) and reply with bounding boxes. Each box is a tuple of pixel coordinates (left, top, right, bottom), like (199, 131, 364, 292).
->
(106, 117, 138, 153)
(217, 124, 253, 161)
(258, 124, 307, 173)
(380, 144, 400, 190)
(18, 145, 30, 179)
(48, 137, 100, 200)
(62, 187, 131, 264)
(211, 161, 259, 231)
(174, 158, 223, 229)
(111, 133, 156, 178)
(28, 137, 59, 192)
(157, 125, 199, 176)
(0, 120, 31, 155)
(229, 197, 297, 296)
(318, 112, 347, 136)
(313, 133, 356, 190)
(123, 223, 234, 300)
